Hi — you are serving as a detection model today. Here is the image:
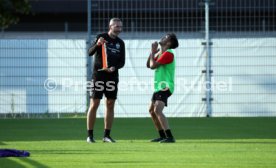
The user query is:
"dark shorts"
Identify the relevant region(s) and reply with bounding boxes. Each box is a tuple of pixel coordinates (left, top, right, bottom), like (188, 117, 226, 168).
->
(151, 90, 172, 106)
(89, 74, 119, 100)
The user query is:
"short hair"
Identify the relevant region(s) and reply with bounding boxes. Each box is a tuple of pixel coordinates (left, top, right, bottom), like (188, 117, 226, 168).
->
(167, 33, 179, 49)
(109, 18, 122, 26)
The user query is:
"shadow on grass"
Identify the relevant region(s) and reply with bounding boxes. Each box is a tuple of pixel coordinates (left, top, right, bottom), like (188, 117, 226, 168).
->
(0, 118, 275, 141)
(29, 149, 143, 155)
(0, 142, 7, 145)
(0, 157, 49, 168)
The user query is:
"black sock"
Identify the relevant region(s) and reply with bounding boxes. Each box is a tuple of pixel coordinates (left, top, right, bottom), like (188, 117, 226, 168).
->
(88, 130, 93, 137)
(158, 130, 166, 138)
(165, 129, 173, 138)
(104, 129, 111, 137)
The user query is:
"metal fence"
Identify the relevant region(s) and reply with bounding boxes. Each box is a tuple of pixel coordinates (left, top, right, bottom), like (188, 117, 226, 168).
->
(0, 0, 276, 118)
(88, 0, 276, 117)
(90, 0, 275, 33)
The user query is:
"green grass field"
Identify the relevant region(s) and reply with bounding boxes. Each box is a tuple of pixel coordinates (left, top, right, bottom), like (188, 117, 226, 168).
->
(0, 117, 276, 168)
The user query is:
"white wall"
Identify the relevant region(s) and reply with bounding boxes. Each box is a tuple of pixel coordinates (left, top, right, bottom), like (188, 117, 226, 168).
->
(0, 37, 276, 117)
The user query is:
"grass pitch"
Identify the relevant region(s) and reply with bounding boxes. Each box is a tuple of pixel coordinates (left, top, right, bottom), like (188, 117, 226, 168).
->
(0, 117, 276, 168)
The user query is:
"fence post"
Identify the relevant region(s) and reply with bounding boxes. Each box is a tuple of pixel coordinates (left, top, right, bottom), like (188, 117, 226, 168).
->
(204, 0, 213, 117)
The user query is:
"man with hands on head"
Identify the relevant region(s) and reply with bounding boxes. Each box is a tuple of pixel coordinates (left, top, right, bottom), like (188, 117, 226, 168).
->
(147, 33, 179, 143)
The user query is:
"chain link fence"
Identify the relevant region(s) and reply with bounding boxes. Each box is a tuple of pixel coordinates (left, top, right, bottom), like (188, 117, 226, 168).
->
(0, 0, 275, 118)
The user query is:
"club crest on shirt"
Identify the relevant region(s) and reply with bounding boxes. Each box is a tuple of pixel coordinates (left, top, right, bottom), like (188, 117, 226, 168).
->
(116, 43, 120, 49)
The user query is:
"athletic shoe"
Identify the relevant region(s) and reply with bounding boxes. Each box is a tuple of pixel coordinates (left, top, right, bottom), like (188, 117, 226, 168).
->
(150, 137, 165, 142)
(159, 137, 175, 143)
(103, 136, 116, 143)
(87, 137, 96, 143)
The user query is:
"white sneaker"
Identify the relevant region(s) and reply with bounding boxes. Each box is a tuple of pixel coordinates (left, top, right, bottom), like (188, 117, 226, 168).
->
(102, 136, 116, 143)
(87, 137, 96, 143)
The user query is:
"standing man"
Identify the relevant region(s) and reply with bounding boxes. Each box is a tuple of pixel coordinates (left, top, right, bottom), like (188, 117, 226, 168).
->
(146, 33, 179, 143)
(87, 18, 125, 143)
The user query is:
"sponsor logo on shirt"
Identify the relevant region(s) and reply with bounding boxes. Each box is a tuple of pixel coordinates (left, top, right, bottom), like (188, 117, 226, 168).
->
(116, 43, 120, 49)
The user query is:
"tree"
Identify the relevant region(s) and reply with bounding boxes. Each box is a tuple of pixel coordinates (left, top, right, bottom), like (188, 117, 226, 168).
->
(0, 0, 31, 29)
